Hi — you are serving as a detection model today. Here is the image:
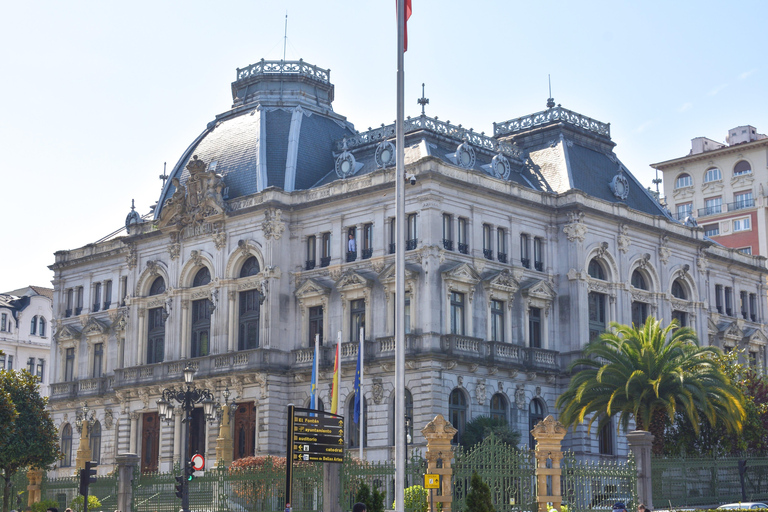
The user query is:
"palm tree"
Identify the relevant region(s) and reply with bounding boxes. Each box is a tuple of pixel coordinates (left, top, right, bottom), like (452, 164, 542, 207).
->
(556, 317, 745, 454)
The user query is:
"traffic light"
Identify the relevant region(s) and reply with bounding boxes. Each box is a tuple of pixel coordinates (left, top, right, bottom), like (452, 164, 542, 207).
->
(79, 460, 97, 497)
(174, 475, 184, 499)
(185, 463, 195, 482)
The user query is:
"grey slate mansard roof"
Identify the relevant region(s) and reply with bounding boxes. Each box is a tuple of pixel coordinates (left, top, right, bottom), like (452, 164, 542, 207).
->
(153, 59, 666, 220)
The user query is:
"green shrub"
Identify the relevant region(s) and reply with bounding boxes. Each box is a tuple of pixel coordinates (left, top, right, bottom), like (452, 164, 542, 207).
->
(355, 482, 385, 512)
(68, 495, 101, 512)
(465, 472, 494, 512)
(31, 499, 59, 512)
(393, 485, 428, 512)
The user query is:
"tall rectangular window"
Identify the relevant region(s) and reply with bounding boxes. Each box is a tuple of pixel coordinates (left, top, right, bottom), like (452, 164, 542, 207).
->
(64, 348, 75, 382)
(347, 227, 357, 262)
(36, 359, 45, 381)
(497, 228, 507, 263)
(490, 300, 504, 342)
(28, 357, 35, 374)
(350, 299, 365, 342)
(734, 191, 754, 209)
(0, 313, 5, 331)
(534, 237, 543, 271)
(191, 299, 211, 358)
(362, 223, 373, 259)
(529, 307, 542, 348)
(306, 235, 316, 270)
(30, 316, 37, 335)
(147, 307, 165, 364)
(457, 218, 468, 254)
(715, 284, 723, 314)
(93, 343, 103, 378)
(483, 224, 493, 260)
(704, 197, 722, 215)
(406, 214, 418, 250)
(93, 282, 101, 312)
(321, 232, 331, 267)
(676, 203, 692, 220)
(450, 292, 465, 335)
(588, 292, 606, 341)
(442, 214, 453, 250)
(66, 289, 74, 317)
(0, 354, 5, 369)
(740, 291, 749, 319)
(750, 293, 757, 322)
(734, 217, 751, 232)
(725, 287, 733, 316)
(75, 287, 84, 315)
(6, 355, 12, 369)
(404, 292, 411, 335)
(389, 217, 396, 254)
(239, 290, 260, 350)
(520, 234, 530, 268)
(104, 280, 112, 309)
(309, 306, 323, 346)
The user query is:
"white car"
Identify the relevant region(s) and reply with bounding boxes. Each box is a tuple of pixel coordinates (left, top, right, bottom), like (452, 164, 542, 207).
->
(717, 503, 768, 509)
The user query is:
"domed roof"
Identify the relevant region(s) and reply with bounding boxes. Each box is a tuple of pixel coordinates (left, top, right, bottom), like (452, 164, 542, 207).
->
(155, 59, 356, 220)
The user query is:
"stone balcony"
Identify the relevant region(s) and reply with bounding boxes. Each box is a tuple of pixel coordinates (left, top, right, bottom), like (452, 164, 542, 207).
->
(50, 376, 114, 401)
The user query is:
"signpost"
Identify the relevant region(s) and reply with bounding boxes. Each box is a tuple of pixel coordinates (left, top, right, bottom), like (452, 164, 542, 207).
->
(424, 474, 440, 512)
(285, 405, 344, 509)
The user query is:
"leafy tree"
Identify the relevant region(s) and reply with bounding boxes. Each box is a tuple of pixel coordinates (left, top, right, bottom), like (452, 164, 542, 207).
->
(31, 499, 59, 512)
(0, 370, 60, 512)
(394, 485, 428, 512)
(665, 349, 768, 455)
(68, 494, 101, 512)
(465, 472, 495, 512)
(355, 482, 385, 512)
(460, 416, 520, 449)
(556, 317, 745, 454)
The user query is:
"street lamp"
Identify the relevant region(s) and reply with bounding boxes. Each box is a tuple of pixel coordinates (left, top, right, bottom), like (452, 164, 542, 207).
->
(156, 364, 216, 512)
(405, 415, 412, 487)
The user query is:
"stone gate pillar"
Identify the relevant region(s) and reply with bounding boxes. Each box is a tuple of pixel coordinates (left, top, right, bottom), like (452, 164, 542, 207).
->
(626, 430, 654, 510)
(531, 415, 567, 512)
(422, 414, 458, 512)
(26, 468, 43, 506)
(116, 453, 139, 512)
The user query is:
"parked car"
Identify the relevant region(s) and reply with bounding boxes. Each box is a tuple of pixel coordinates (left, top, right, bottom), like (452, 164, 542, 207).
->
(717, 503, 768, 509)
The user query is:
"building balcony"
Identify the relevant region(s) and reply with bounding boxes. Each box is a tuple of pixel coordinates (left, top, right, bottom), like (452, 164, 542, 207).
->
(346, 251, 357, 262)
(728, 198, 755, 212)
(362, 248, 373, 259)
(458, 243, 469, 255)
(483, 249, 493, 260)
(439, 335, 560, 371)
(320, 256, 331, 267)
(49, 377, 113, 401)
(498, 252, 508, 263)
(406, 239, 418, 250)
(305, 259, 316, 270)
(442, 239, 453, 251)
(697, 205, 723, 217)
(521, 258, 530, 269)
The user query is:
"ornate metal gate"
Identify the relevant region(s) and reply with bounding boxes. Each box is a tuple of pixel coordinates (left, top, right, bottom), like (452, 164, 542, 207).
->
(453, 435, 537, 512)
(561, 451, 637, 512)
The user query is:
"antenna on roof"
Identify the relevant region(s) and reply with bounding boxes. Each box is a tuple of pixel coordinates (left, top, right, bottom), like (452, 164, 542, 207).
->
(652, 167, 662, 195)
(159, 162, 168, 191)
(547, 75, 555, 109)
(283, 11, 288, 62)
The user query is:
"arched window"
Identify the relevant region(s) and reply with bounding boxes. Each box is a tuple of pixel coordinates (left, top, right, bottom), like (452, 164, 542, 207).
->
(704, 167, 722, 182)
(675, 173, 692, 189)
(39, 317, 46, 337)
(61, 424, 73, 467)
(239, 288, 261, 351)
(89, 420, 102, 464)
(30, 316, 37, 335)
(528, 399, 545, 449)
(449, 389, 467, 445)
(734, 160, 752, 176)
(348, 396, 368, 448)
(149, 277, 165, 296)
(193, 267, 211, 287)
(588, 259, 606, 280)
(671, 279, 687, 299)
(390, 389, 414, 445)
(631, 270, 648, 290)
(490, 393, 507, 422)
(240, 256, 260, 278)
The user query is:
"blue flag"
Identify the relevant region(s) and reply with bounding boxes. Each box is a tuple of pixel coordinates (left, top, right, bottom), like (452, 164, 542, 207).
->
(353, 347, 361, 423)
(310, 341, 318, 414)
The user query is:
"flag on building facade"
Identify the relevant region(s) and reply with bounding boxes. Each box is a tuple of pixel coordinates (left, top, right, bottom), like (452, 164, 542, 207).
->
(330, 337, 340, 414)
(353, 345, 361, 423)
(309, 334, 319, 412)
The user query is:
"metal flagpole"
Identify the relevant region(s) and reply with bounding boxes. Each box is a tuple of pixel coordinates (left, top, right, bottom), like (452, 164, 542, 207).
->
(394, 0, 406, 510)
(359, 326, 365, 460)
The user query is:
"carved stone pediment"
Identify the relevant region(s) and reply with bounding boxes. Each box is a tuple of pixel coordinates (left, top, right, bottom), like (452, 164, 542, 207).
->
(630, 289, 654, 304)
(521, 279, 556, 302)
(156, 155, 227, 230)
(707, 317, 719, 335)
(442, 262, 481, 286)
(484, 269, 520, 305)
(336, 271, 373, 292)
(670, 298, 693, 314)
(744, 328, 768, 346)
(379, 263, 419, 294)
(83, 317, 109, 336)
(295, 278, 331, 300)
(719, 321, 743, 341)
(57, 324, 82, 342)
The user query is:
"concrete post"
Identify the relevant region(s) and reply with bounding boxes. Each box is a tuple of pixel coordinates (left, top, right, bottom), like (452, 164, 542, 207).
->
(531, 415, 567, 512)
(323, 463, 341, 512)
(626, 430, 654, 510)
(26, 468, 43, 506)
(422, 414, 458, 512)
(116, 453, 140, 512)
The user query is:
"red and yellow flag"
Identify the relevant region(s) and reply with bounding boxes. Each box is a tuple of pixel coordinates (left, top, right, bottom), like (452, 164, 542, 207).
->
(330, 340, 340, 414)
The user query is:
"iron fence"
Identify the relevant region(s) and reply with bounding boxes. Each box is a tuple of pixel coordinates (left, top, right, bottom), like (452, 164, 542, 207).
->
(562, 452, 637, 512)
(40, 471, 117, 512)
(340, 450, 426, 512)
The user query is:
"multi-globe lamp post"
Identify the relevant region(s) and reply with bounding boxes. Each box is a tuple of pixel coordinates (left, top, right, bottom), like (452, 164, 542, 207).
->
(156, 364, 220, 512)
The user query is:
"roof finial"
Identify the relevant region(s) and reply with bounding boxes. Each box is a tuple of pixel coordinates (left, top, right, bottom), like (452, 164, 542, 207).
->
(418, 83, 430, 116)
(159, 162, 168, 191)
(282, 11, 288, 62)
(546, 74, 555, 109)
(131, 199, 135, 211)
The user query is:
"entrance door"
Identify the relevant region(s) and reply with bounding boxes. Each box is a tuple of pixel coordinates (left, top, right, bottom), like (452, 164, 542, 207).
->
(233, 402, 256, 460)
(141, 412, 160, 473)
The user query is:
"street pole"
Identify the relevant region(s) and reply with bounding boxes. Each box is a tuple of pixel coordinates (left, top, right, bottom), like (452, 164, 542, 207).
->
(182, 386, 190, 512)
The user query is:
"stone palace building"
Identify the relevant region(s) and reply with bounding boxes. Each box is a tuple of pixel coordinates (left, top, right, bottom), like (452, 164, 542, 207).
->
(47, 58, 768, 475)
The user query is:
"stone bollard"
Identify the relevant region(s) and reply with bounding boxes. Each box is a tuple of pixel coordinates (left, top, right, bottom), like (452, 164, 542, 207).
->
(422, 414, 458, 512)
(531, 415, 567, 512)
(116, 453, 139, 512)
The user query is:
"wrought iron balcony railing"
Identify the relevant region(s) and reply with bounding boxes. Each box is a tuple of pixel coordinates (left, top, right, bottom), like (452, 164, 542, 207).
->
(443, 239, 454, 251)
(305, 259, 316, 270)
(498, 252, 508, 263)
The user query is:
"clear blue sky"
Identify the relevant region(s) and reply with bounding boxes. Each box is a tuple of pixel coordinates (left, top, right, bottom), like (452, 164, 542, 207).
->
(1, 1, 765, 289)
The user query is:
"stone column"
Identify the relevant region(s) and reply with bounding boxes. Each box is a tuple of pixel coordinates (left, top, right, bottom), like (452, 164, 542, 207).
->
(627, 430, 654, 510)
(115, 453, 139, 512)
(531, 415, 567, 512)
(26, 469, 43, 506)
(129, 412, 139, 455)
(74, 420, 93, 473)
(215, 404, 234, 467)
(173, 407, 184, 465)
(422, 414, 458, 512)
(227, 291, 236, 352)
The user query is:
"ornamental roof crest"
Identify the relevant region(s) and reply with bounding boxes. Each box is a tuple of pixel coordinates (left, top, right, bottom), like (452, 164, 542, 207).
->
(156, 155, 226, 230)
(421, 413, 458, 437)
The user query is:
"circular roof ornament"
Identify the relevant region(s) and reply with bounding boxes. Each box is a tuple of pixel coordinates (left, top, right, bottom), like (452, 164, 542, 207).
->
(491, 152, 511, 179)
(335, 138, 357, 179)
(610, 172, 629, 200)
(455, 139, 476, 169)
(375, 140, 396, 169)
(125, 199, 142, 234)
